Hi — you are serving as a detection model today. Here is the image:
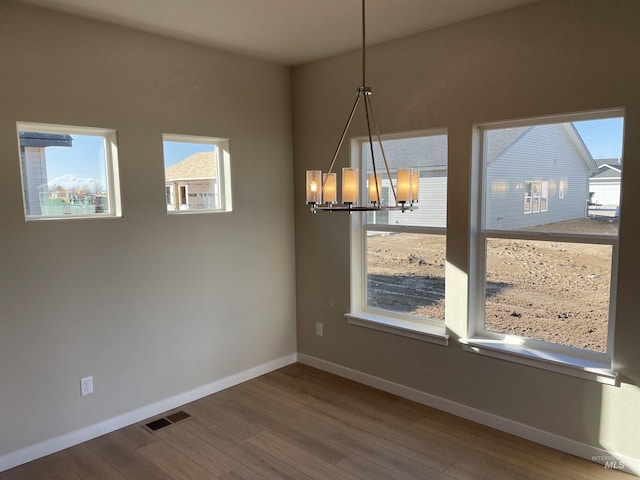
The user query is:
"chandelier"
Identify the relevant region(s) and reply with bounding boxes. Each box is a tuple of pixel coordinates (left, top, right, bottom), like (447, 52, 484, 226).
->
(305, 0, 419, 214)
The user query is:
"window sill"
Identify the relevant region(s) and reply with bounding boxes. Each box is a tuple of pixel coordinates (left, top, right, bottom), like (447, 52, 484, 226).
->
(459, 338, 618, 385)
(25, 214, 122, 222)
(167, 209, 230, 215)
(346, 312, 449, 346)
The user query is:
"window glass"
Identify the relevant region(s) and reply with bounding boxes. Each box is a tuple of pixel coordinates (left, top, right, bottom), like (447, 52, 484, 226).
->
(484, 120, 621, 237)
(485, 238, 612, 352)
(17, 122, 120, 220)
(364, 134, 447, 228)
(478, 114, 623, 357)
(367, 232, 445, 320)
(355, 131, 447, 323)
(163, 134, 231, 213)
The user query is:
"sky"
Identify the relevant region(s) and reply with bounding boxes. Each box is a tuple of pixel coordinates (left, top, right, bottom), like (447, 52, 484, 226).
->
(162, 141, 215, 168)
(45, 134, 107, 187)
(43, 136, 214, 188)
(573, 117, 624, 159)
(40, 117, 624, 186)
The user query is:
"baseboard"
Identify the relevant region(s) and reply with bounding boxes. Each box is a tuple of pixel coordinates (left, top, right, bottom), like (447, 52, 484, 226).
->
(0, 353, 297, 473)
(298, 353, 640, 476)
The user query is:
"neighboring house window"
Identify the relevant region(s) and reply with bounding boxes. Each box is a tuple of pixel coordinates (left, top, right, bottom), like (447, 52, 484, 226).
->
(350, 130, 448, 335)
(17, 122, 121, 220)
(524, 180, 549, 213)
(162, 134, 232, 213)
(541, 181, 549, 212)
(532, 180, 541, 212)
(470, 111, 624, 378)
(524, 181, 532, 214)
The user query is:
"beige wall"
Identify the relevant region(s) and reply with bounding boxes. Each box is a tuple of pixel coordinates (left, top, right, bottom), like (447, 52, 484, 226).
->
(294, 0, 640, 462)
(0, 3, 296, 456)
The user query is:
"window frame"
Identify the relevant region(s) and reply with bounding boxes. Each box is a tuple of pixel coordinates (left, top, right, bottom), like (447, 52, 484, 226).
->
(348, 129, 449, 346)
(16, 121, 121, 221)
(467, 109, 623, 383)
(162, 133, 232, 214)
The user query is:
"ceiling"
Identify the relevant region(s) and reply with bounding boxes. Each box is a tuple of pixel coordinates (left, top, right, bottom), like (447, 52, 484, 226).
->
(16, 0, 539, 65)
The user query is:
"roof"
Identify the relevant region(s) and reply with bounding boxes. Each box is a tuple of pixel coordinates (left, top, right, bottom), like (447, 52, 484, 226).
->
(364, 134, 448, 170)
(488, 123, 598, 174)
(165, 151, 217, 181)
(19, 131, 73, 148)
(594, 157, 622, 168)
(485, 126, 530, 164)
(591, 164, 622, 179)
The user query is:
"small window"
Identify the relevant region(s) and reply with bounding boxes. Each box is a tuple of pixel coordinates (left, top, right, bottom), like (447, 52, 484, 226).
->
(163, 134, 232, 213)
(17, 122, 121, 220)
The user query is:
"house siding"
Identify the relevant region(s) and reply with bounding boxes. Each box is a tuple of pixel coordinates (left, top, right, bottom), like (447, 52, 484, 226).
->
(589, 162, 622, 208)
(590, 181, 620, 207)
(22, 147, 48, 216)
(389, 172, 447, 228)
(485, 124, 591, 231)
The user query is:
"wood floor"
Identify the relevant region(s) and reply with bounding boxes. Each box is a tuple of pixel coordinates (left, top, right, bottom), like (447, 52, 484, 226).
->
(1, 363, 631, 479)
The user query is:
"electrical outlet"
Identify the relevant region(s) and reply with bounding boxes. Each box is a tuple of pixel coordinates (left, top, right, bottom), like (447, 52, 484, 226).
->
(315, 322, 323, 336)
(80, 376, 94, 396)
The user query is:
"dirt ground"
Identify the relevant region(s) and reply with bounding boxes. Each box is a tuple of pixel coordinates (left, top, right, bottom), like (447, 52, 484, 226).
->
(367, 217, 618, 353)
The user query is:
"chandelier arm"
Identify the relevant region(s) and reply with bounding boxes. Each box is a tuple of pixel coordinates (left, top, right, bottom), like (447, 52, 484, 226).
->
(324, 93, 362, 182)
(363, 92, 380, 205)
(366, 94, 398, 204)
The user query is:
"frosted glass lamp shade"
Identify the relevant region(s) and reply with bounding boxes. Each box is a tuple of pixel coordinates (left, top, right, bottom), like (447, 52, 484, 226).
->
(396, 168, 411, 203)
(323, 172, 337, 204)
(306, 170, 322, 204)
(342, 167, 359, 204)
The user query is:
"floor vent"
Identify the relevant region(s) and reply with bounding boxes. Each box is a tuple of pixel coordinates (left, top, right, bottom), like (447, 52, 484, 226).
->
(144, 411, 191, 432)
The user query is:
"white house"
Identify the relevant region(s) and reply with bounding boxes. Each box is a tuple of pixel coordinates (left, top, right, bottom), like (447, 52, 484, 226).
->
(165, 151, 218, 211)
(365, 123, 598, 230)
(484, 123, 598, 230)
(589, 158, 622, 211)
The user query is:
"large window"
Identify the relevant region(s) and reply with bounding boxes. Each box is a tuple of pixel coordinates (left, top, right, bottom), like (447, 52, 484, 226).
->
(162, 134, 232, 214)
(17, 122, 121, 220)
(470, 111, 624, 375)
(350, 131, 448, 337)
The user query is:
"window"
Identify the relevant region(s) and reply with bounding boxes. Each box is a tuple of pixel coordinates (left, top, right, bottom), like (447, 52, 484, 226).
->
(540, 180, 549, 212)
(532, 180, 541, 212)
(17, 122, 121, 220)
(470, 111, 624, 379)
(523, 180, 549, 213)
(162, 134, 232, 213)
(349, 131, 448, 342)
(524, 181, 532, 214)
(179, 185, 188, 205)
